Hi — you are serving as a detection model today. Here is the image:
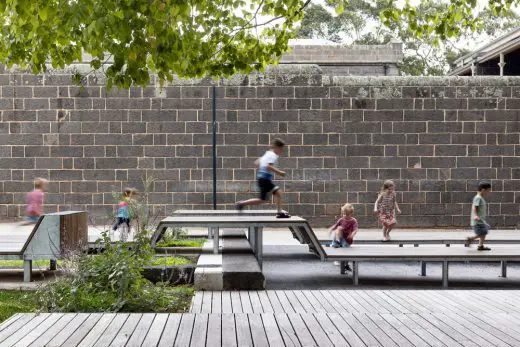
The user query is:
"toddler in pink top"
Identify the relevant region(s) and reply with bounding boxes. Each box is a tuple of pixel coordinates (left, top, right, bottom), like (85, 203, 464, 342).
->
(329, 203, 358, 248)
(25, 178, 47, 224)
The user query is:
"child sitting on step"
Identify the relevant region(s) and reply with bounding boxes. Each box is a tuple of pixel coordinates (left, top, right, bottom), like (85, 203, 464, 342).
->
(329, 203, 358, 272)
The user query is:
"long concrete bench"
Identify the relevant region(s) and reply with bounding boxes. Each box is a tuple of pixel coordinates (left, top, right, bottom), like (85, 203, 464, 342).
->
(0, 211, 88, 281)
(325, 246, 520, 287)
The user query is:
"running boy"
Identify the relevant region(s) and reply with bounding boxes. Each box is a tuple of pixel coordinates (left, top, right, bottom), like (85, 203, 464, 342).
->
(236, 138, 290, 218)
(24, 178, 47, 224)
(465, 182, 492, 251)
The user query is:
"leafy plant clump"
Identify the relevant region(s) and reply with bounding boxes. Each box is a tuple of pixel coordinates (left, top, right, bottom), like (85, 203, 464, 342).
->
(156, 239, 206, 248)
(37, 176, 194, 314)
(0, 260, 61, 268)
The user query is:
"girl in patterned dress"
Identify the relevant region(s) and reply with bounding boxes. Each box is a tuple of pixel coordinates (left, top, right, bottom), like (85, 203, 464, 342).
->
(374, 180, 401, 241)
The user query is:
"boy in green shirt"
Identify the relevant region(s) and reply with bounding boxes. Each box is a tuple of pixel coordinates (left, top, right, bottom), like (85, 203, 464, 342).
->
(465, 182, 492, 251)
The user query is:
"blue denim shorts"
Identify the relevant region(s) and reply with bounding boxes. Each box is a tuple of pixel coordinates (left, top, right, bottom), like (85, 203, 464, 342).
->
(473, 223, 489, 236)
(27, 215, 39, 224)
(329, 239, 351, 248)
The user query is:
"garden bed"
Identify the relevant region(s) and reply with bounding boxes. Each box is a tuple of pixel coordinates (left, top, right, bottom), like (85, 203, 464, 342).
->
(143, 256, 197, 285)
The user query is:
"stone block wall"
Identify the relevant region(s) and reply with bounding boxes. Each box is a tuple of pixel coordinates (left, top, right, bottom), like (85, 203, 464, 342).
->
(0, 65, 519, 227)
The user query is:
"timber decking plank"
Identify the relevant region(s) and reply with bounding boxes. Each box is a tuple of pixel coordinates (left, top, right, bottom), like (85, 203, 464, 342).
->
(327, 290, 359, 313)
(293, 290, 317, 313)
(365, 313, 414, 347)
(46, 313, 90, 347)
(406, 313, 462, 347)
(356, 290, 391, 314)
(392, 313, 444, 347)
(416, 313, 477, 347)
(92, 313, 129, 347)
(201, 292, 212, 314)
(248, 314, 269, 347)
(283, 291, 306, 313)
(66, 313, 111, 347)
(378, 313, 430, 347)
(0, 313, 21, 333)
(211, 291, 222, 314)
(371, 290, 410, 314)
(300, 314, 333, 347)
(326, 313, 365, 347)
(239, 291, 254, 313)
(221, 314, 237, 347)
(235, 313, 253, 347)
(124, 313, 155, 347)
(28, 313, 77, 347)
(156, 314, 182, 347)
(300, 290, 327, 313)
(261, 313, 285, 347)
(142, 313, 169, 347)
(274, 290, 296, 313)
(309, 290, 338, 314)
(248, 291, 264, 313)
(442, 311, 511, 347)
(221, 291, 233, 314)
(230, 291, 243, 313)
(285, 313, 316, 346)
(430, 313, 496, 347)
(339, 313, 381, 347)
(189, 314, 209, 347)
(274, 313, 301, 347)
(257, 291, 274, 313)
(206, 313, 222, 347)
(191, 291, 203, 313)
(108, 313, 142, 347)
(335, 290, 368, 313)
(353, 313, 399, 347)
(271, 290, 294, 314)
(173, 314, 196, 347)
(0, 314, 36, 344)
(15, 313, 64, 347)
(1, 314, 49, 347)
(312, 313, 349, 347)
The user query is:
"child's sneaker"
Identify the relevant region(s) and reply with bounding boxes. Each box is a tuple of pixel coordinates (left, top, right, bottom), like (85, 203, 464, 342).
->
(344, 263, 352, 272)
(276, 211, 291, 218)
(329, 241, 340, 248)
(235, 202, 244, 212)
(477, 246, 491, 251)
(465, 237, 472, 247)
(333, 261, 340, 266)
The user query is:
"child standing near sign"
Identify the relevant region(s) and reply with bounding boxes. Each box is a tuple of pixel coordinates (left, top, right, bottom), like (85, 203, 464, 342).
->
(374, 180, 401, 241)
(112, 187, 137, 241)
(24, 178, 47, 224)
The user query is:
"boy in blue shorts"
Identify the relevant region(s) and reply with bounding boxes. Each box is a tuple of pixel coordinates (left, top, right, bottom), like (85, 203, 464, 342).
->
(236, 138, 290, 218)
(465, 182, 492, 251)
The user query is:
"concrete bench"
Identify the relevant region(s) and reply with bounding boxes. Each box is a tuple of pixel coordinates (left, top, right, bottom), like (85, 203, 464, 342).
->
(0, 211, 88, 281)
(325, 246, 520, 287)
(152, 215, 325, 269)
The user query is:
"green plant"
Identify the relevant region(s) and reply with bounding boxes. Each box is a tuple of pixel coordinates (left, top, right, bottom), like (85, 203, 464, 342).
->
(0, 260, 61, 268)
(156, 239, 206, 248)
(0, 291, 38, 323)
(149, 257, 193, 267)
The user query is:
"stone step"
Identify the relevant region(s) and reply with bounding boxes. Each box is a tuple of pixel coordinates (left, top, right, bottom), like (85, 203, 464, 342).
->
(222, 253, 265, 290)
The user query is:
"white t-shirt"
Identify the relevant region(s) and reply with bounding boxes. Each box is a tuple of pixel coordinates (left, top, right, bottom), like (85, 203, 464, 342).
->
(257, 150, 278, 180)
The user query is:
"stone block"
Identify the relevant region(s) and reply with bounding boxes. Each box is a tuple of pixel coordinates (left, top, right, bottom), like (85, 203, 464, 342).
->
(195, 267, 223, 291)
(364, 110, 403, 121)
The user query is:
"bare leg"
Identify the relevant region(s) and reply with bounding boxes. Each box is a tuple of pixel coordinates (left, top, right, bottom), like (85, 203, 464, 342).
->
(478, 236, 486, 247)
(386, 224, 394, 239)
(273, 190, 284, 213)
(335, 227, 344, 243)
(240, 198, 267, 206)
(382, 227, 387, 240)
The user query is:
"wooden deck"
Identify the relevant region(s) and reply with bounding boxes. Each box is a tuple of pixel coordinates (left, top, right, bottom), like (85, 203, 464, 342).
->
(3, 290, 520, 346)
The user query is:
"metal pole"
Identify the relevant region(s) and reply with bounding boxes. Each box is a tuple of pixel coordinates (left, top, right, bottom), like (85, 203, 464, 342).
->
(212, 84, 217, 210)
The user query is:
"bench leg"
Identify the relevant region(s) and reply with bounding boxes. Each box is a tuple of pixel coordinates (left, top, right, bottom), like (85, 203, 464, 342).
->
(208, 227, 213, 239)
(24, 260, 32, 282)
(420, 261, 426, 276)
(50, 260, 57, 271)
(446, 244, 450, 247)
(442, 261, 449, 288)
(255, 227, 263, 270)
(414, 244, 419, 248)
(399, 244, 403, 247)
(249, 227, 256, 251)
(340, 261, 346, 275)
(213, 227, 220, 254)
(151, 227, 168, 246)
(352, 261, 359, 285)
(501, 261, 507, 278)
